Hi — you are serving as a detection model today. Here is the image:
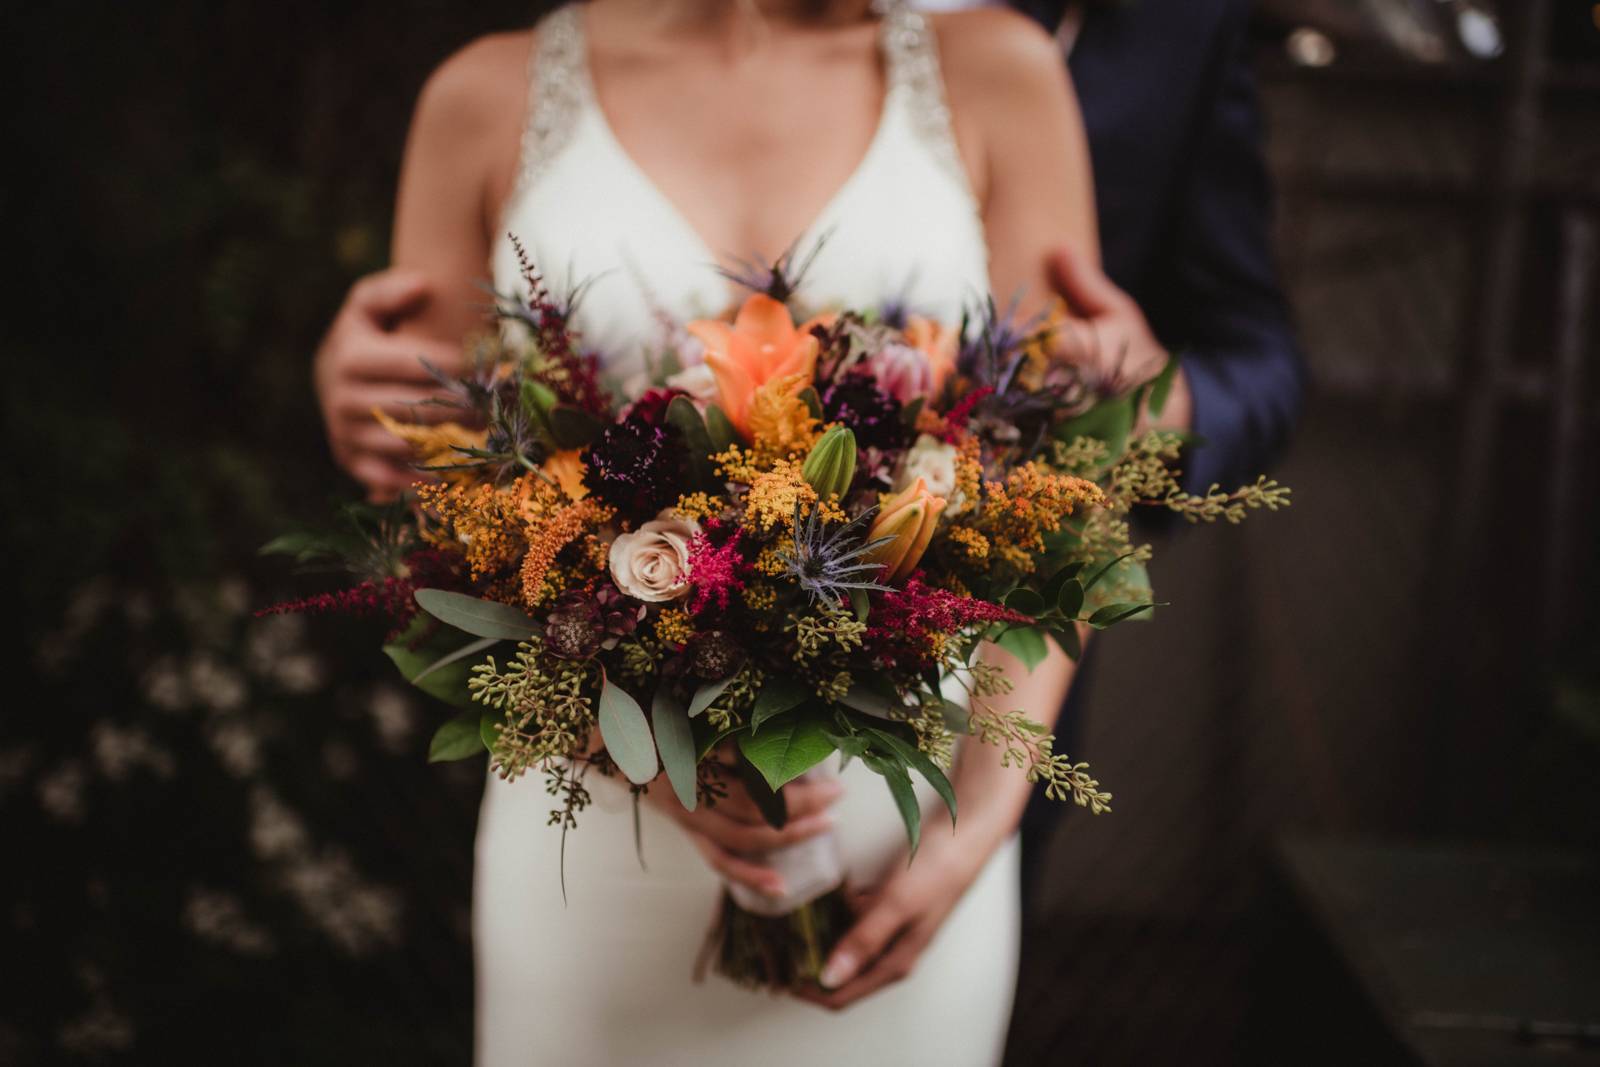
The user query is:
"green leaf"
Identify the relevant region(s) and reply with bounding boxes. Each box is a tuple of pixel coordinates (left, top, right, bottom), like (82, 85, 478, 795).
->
(866, 728, 956, 827)
(1088, 602, 1157, 629)
(1049, 625, 1082, 661)
(414, 589, 537, 640)
(411, 635, 500, 684)
(479, 710, 502, 752)
(383, 616, 480, 710)
(652, 690, 698, 811)
(737, 713, 835, 791)
(995, 626, 1049, 671)
(901, 396, 925, 429)
(798, 386, 825, 422)
(428, 710, 486, 763)
(733, 754, 788, 829)
(1056, 579, 1084, 620)
(549, 405, 604, 449)
(598, 668, 659, 785)
(696, 724, 746, 762)
(666, 396, 719, 492)
(1082, 551, 1138, 594)
(1004, 588, 1046, 617)
(1082, 557, 1153, 617)
(864, 753, 920, 858)
(688, 675, 736, 718)
(1146, 353, 1181, 418)
(521, 379, 558, 418)
(938, 697, 972, 734)
(822, 731, 870, 758)
(849, 586, 871, 623)
(751, 676, 810, 732)
(837, 684, 900, 719)
(704, 404, 739, 452)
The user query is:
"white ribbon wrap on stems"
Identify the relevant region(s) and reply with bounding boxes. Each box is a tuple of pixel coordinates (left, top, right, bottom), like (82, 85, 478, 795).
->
(724, 767, 845, 917)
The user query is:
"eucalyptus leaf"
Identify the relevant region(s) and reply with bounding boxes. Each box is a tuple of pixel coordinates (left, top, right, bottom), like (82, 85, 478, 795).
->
(598, 669, 659, 785)
(751, 676, 810, 732)
(688, 675, 736, 718)
(737, 713, 834, 791)
(414, 589, 537, 640)
(652, 690, 698, 811)
(867, 728, 956, 827)
(994, 626, 1049, 671)
(412, 635, 500, 684)
(864, 753, 920, 858)
(428, 710, 486, 763)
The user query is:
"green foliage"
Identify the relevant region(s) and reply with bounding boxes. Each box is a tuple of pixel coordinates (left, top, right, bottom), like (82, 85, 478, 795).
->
(597, 669, 658, 785)
(651, 690, 697, 811)
(429, 710, 486, 763)
(415, 589, 538, 640)
(736, 712, 835, 791)
(751, 676, 810, 732)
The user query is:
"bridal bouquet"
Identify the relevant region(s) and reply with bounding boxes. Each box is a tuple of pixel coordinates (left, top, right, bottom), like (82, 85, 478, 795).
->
(266, 242, 1288, 988)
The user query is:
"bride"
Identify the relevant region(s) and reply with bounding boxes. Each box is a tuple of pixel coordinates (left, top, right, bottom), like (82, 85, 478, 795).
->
(386, 0, 1095, 1062)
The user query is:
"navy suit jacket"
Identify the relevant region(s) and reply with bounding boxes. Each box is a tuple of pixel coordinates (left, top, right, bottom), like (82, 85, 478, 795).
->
(1016, 0, 1306, 880)
(1046, 0, 1307, 493)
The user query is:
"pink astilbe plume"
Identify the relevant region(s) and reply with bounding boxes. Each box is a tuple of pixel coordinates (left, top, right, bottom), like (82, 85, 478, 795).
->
(256, 550, 458, 626)
(866, 574, 1030, 669)
(685, 525, 747, 615)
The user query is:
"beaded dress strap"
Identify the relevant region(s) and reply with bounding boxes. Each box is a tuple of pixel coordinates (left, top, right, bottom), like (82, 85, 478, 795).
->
(877, 0, 971, 191)
(507, 5, 588, 208)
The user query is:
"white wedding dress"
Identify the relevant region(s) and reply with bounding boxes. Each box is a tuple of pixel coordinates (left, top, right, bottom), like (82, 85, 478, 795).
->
(477, 4, 1019, 1064)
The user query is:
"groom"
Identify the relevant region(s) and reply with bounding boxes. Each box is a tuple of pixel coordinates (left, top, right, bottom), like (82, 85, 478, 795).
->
(314, 0, 1303, 895)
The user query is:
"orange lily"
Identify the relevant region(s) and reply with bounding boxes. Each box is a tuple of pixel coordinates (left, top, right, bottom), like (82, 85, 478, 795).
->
(686, 294, 826, 440)
(541, 449, 588, 501)
(865, 476, 947, 583)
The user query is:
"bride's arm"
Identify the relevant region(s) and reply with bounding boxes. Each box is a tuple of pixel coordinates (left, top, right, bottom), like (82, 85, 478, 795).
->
(797, 8, 1095, 1010)
(389, 34, 528, 346)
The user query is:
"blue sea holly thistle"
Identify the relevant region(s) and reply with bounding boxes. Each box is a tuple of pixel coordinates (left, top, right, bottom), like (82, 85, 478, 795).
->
(780, 504, 892, 604)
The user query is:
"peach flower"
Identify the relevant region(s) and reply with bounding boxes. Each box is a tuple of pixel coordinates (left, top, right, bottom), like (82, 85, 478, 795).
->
(686, 294, 825, 439)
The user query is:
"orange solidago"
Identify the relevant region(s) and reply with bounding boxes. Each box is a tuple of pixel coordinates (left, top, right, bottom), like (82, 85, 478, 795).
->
(686, 294, 827, 440)
(416, 481, 529, 581)
(968, 462, 1103, 571)
(372, 409, 487, 484)
(746, 371, 820, 459)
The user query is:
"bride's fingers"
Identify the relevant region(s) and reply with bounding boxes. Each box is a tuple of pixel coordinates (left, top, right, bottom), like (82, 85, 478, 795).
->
(689, 835, 786, 898)
(687, 809, 833, 853)
(796, 917, 933, 1012)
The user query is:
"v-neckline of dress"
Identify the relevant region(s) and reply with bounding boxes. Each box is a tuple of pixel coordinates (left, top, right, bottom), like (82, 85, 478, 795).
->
(570, 6, 895, 284)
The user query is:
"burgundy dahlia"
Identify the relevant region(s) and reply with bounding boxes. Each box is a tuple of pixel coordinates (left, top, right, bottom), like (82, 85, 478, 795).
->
(582, 416, 688, 524)
(820, 370, 907, 452)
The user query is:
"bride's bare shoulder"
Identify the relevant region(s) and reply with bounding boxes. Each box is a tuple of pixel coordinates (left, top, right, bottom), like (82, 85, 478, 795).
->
(930, 7, 1071, 108)
(411, 31, 533, 135)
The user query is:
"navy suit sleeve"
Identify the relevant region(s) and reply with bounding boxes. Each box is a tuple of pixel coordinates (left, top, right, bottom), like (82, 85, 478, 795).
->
(1146, 2, 1307, 495)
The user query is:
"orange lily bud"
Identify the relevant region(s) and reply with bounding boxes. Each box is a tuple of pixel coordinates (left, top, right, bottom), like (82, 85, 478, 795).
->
(866, 477, 948, 583)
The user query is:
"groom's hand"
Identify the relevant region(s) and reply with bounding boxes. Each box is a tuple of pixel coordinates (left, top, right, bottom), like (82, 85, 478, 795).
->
(646, 766, 843, 899)
(1047, 244, 1193, 432)
(315, 268, 465, 501)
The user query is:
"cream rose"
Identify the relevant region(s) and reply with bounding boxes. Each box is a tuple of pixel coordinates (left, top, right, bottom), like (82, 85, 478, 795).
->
(894, 433, 965, 513)
(665, 363, 720, 409)
(607, 513, 702, 602)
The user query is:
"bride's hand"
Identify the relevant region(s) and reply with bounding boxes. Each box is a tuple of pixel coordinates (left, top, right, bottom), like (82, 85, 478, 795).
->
(792, 828, 985, 1012)
(644, 768, 843, 899)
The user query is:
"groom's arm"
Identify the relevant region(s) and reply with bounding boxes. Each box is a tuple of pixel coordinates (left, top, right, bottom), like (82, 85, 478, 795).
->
(1145, 0, 1306, 494)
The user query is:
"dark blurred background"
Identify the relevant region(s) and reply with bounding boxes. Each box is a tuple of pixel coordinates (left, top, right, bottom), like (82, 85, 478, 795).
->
(3, 2, 1597, 1064)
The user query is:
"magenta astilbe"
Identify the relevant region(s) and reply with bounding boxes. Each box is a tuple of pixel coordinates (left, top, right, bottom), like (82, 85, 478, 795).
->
(936, 385, 993, 443)
(866, 575, 1030, 669)
(685, 527, 747, 615)
(255, 550, 458, 625)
